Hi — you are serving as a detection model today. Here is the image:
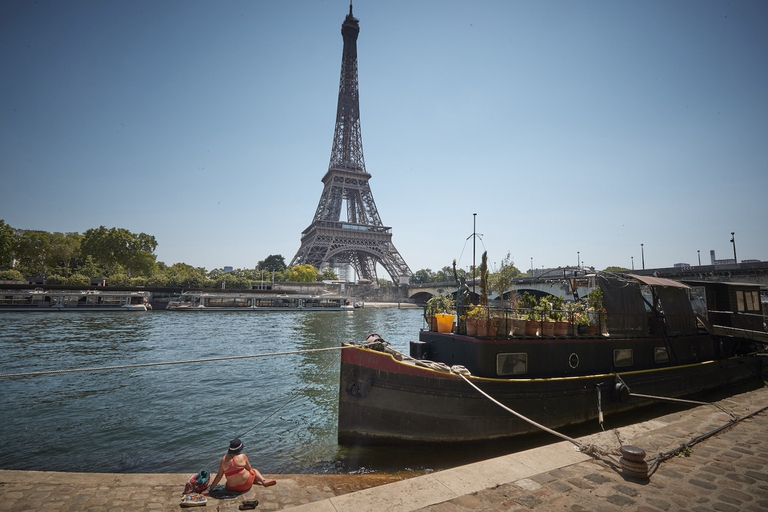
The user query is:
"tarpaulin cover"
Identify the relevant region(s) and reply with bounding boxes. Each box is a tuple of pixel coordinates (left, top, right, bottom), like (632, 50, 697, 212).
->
(655, 285, 697, 335)
(627, 274, 690, 289)
(598, 274, 648, 337)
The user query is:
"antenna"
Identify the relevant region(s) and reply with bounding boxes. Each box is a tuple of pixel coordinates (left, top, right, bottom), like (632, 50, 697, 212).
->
(349, 0, 353, 16)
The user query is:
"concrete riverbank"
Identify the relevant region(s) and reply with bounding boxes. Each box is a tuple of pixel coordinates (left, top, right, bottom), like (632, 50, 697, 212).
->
(2, 386, 767, 511)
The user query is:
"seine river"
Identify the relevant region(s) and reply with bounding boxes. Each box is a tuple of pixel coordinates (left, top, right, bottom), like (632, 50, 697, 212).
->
(1, 307, 712, 476)
(0, 307, 455, 475)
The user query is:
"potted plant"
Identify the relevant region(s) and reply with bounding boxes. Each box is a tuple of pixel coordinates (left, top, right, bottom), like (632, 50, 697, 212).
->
(520, 292, 539, 337)
(574, 309, 591, 335)
(426, 293, 455, 333)
(587, 287, 607, 335)
(465, 304, 485, 337)
(549, 295, 568, 336)
(538, 297, 555, 337)
(425, 295, 440, 331)
(563, 300, 579, 336)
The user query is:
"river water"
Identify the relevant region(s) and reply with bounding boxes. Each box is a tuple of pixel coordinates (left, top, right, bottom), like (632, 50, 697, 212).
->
(0, 307, 463, 475)
(3, 307, 726, 477)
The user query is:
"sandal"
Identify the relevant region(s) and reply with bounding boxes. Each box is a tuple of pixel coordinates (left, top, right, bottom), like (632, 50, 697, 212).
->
(239, 499, 259, 510)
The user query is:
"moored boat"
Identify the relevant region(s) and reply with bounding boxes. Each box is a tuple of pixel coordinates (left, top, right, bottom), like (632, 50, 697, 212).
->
(0, 288, 151, 312)
(338, 274, 767, 444)
(166, 291, 353, 311)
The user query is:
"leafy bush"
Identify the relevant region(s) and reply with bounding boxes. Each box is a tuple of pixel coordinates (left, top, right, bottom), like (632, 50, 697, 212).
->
(0, 269, 26, 282)
(66, 274, 91, 286)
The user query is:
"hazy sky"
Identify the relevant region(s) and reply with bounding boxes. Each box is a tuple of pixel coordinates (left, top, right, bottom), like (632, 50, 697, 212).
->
(2, 0, 766, 277)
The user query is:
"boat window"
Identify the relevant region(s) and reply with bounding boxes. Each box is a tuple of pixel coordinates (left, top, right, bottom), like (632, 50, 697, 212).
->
(689, 286, 707, 318)
(654, 347, 669, 363)
(736, 291, 745, 312)
(613, 348, 633, 367)
(640, 286, 652, 312)
(496, 353, 527, 376)
(744, 291, 760, 312)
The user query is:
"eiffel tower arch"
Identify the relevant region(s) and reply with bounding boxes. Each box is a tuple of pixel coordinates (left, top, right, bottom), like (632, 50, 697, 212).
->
(291, 5, 412, 284)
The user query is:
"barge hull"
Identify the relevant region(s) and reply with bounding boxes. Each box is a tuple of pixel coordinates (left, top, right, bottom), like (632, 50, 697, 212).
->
(337, 345, 761, 444)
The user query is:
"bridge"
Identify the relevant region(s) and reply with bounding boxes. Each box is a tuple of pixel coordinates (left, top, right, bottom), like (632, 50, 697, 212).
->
(404, 261, 768, 305)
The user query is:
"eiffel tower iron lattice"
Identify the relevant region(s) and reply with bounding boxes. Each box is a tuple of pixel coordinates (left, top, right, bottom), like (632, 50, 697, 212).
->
(290, 5, 412, 284)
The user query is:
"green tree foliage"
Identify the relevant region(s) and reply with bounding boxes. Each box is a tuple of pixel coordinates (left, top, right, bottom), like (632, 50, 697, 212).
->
(319, 267, 339, 281)
(283, 264, 318, 282)
(14, 230, 51, 277)
(410, 268, 433, 284)
(603, 266, 629, 272)
(81, 226, 157, 276)
(257, 254, 287, 272)
(67, 273, 91, 286)
(410, 266, 466, 284)
(489, 252, 522, 309)
(0, 220, 16, 269)
(0, 269, 25, 281)
(48, 232, 82, 277)
(161, 263, 207, 288)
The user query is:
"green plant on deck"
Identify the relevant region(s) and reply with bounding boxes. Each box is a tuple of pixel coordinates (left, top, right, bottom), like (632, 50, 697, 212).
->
(519, 291, 538, 321)
(537, 296, 553, 322)
(426, 293, 455, 315)
(573, 312, 591, 326)
(588, 287, 604, 311)
(549, 295, 565, 322)
(466, 304, 487, 319)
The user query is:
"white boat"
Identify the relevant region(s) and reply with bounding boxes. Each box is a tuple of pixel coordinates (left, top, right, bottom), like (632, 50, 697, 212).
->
(166, 292, 354, 311)
(0, 289, 151, 312)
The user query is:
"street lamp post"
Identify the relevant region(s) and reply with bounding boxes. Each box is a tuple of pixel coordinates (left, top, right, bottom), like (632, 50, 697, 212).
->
(641, 243, 645, 270)
(730, 232, 737, 263)
(631, 256, 634, 270)
(472, 214, 476, 301)
(697, 250, 701, 266)
(577, 251, 580, 268)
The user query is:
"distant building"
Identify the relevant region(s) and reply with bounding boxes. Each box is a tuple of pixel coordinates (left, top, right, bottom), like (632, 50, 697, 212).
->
(673, 263, 691, 268)
(223, 266, 233, 273)
(710, 250, 735, 265)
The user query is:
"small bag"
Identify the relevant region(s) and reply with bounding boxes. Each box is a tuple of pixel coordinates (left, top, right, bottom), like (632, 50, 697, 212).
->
(183, 470, 210, 495)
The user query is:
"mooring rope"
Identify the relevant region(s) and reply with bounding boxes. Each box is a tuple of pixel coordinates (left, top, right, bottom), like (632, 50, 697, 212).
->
(614, 373, 738, 420)
(458, 374, 583, 448)
(0, 345, 353, 379)
(644, 402, 768, 476)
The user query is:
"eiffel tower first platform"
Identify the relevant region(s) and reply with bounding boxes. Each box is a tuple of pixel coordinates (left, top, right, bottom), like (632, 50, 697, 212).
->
(290, 5, 412, 285)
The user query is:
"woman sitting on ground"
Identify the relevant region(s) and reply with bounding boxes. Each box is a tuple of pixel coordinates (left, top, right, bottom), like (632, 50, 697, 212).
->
(205, 438, 276, 493)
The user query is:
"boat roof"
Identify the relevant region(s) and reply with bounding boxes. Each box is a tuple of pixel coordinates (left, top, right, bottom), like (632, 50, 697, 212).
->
(627, 274, 690, 289)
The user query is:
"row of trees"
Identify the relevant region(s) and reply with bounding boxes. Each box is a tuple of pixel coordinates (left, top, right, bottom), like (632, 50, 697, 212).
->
(0, 220, 342, 288)
(1, 220, 623, 290)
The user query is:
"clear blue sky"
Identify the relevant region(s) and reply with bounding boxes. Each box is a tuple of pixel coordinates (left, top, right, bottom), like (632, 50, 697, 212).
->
(2, 0, 766, 276)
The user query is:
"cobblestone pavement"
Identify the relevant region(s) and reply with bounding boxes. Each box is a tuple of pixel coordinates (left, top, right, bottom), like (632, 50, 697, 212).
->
(0, 472, 406, 511)
(1, 386, 767, 511)
(414, 386, 768, 512)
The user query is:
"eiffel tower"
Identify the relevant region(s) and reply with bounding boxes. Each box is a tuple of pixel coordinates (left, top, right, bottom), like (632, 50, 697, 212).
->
(291, 4, 412, 284)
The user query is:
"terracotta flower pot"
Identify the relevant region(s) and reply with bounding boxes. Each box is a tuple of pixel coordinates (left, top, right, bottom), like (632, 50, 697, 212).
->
(476, 319, 489, 337)
(524, 320, 539, 337)
(553, 321, 568, 337)
(512, 318, 527, 336)
(541, 321, 555, 337)
(466, 317, 478, 336)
